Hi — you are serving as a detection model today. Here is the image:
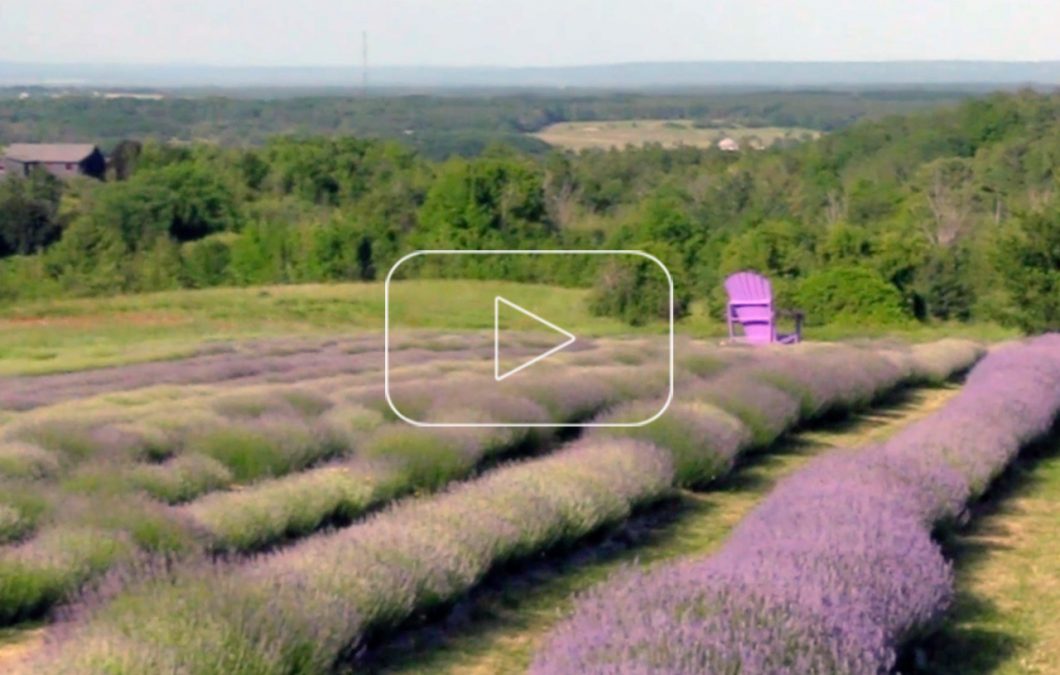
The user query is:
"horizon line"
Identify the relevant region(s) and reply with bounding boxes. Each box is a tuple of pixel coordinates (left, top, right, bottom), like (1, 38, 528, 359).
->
(3, 58, 1060, 70)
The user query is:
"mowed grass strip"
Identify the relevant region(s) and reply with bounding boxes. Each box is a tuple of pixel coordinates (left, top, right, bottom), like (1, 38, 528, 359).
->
(0, 281, 637, 376)
(370, 386, 959, 675)
(917, 432, 1060, 675)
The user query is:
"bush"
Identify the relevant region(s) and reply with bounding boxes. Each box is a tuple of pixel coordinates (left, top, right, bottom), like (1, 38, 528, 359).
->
(0, 505, 25, 545)
(595, 401, 749, 487)
(181, 233, 236, 288)
(184, 465, 381, 553)
(0, 484, 52, 543)
(127, 454, 234, 504)
(361, 427, 468, 491)
(188, 416, 335, 483)
(795, 266, 912, 326)
(588, 256, 682, 325)
(0, 442, 60, 480)
(0, 526, 131, 625)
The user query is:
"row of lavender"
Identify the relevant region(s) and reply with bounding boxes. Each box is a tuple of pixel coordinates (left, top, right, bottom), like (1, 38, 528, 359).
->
(0, 336, 678, 627)
(532, 334, 1060, 674)
(0, 352, 670, 626)
(0, 332, 505, 411)
(18, 340, 983, 673)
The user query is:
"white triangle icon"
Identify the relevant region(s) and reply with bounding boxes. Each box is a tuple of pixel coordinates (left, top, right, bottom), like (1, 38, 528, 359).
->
(494, 296, 577, 382)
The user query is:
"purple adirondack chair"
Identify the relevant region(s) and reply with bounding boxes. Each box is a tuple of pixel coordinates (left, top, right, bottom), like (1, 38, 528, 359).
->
(724, 271, 803, 345)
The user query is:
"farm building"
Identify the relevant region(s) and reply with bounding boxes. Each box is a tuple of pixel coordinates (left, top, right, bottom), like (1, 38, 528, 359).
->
(0, 143, 106, 180)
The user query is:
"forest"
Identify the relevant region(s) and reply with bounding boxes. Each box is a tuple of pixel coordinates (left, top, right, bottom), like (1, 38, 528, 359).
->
(0, 88, 975, 158)
(0, 88, 1057, 332)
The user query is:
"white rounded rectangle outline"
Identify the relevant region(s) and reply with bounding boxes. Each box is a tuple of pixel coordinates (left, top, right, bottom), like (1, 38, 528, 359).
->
(384, 249, 675, 428)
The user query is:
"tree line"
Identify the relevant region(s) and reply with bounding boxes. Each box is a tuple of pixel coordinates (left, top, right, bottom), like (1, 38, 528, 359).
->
(0, 88, 974, 159)
(0, 89, 1057, 332)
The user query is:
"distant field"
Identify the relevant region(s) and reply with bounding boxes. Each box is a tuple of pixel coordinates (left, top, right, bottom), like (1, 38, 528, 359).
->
(532, 119, 821, 151)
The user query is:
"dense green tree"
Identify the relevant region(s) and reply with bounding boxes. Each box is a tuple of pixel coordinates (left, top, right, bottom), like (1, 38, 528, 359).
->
(996, 209, 1060, 332)
(795, 266, 912, 326)
(0, 169, 63, 255)
(0, 90, 1059, 332)
(417, 156, 550, 250)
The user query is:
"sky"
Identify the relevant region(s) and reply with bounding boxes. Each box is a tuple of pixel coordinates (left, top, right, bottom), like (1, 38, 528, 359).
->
(1, 0, 1058, 67)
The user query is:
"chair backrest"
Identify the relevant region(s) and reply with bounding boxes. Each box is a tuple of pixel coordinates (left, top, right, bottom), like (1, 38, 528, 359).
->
(724, 271, 773, 304)
(724, 271, 775, 344)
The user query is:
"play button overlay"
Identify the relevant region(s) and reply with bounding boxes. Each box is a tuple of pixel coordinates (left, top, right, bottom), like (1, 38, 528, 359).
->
(384, 250, 674, 428)
(494, 296, 576, 381)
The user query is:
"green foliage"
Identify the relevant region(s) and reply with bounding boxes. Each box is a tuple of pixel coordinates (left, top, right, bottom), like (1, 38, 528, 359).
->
(0, 527, 131, 624)
(1, 90, 1059, 332)
(417, 155, 550, 249)
(363, 428, 467, 492)
(795, 266, 913, 326)
(996, 209, 1060, 333)
(589, 256, 678, 325)
(181, 233, 236, 288)
(0, 89, 973, 154)
(0, 169, 63, 255)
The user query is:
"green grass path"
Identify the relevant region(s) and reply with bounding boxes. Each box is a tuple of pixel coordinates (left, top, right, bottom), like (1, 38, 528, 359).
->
(369, 386, 959, 675)
(917, 433, 1060, 675)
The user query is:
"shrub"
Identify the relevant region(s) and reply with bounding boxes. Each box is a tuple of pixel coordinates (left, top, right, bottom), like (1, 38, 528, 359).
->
(795, 266, 912, 326)
(588, 256, 681, 325)
(316, 404, 384, 449)
(188, 416, 335, 483)
(60, 464, 134, 498)
(0, 505, 25, 545)
(180, 233, 236, 288)
(64, 497, 197, 555)
(11, 420, 107, 461)
(183, 464, 383, 553)
(0, 484, 51, 543)
(0, 526, 132, 626)
(685, 374, 801, 448)
(127, 454, 234, 504)
(0, 442, 60, 480)
(80, 424, 177, 463)
(212, 388, 334, 420)
(361, 426, 469, 491)
(595, 400, 749, 487)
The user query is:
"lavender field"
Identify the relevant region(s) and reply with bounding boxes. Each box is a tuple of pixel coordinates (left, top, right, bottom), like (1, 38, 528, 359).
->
(0, 328, 998, 673)
(533, 335, 1060, 674)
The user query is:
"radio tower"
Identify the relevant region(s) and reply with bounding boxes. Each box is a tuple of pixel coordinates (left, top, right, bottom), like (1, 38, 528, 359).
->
(362, 31, 369, 95)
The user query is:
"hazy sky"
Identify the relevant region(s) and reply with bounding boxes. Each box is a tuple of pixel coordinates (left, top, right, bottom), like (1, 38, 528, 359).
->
(1, 1, 1058, 67)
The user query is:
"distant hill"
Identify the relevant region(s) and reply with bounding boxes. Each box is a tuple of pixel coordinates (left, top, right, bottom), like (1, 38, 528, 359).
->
(2, 60, 1060, 90)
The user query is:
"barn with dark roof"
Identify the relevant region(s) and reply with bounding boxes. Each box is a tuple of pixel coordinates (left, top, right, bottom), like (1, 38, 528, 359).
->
(0, 143, 105, 180)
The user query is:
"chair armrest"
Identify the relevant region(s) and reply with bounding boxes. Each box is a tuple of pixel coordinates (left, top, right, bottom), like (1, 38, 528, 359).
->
(776, 308, 804, 320)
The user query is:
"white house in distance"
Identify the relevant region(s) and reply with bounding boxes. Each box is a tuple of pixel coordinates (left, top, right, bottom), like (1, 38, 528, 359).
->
(718, 137, 741, 152)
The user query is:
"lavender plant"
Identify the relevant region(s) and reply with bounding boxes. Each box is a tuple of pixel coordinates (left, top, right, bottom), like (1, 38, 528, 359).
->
(28, 438, 673, 674)
(16, 338, 989, 671)
(126, 454, 234, 505)
(0, 526, 132, 625)
(0, 442, 60, 480)
(532, 335, 1059, 675)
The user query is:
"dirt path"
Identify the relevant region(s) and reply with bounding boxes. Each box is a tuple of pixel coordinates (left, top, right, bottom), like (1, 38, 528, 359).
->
(916, 433, 1060, 675)
(369, 386, 959, 675)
